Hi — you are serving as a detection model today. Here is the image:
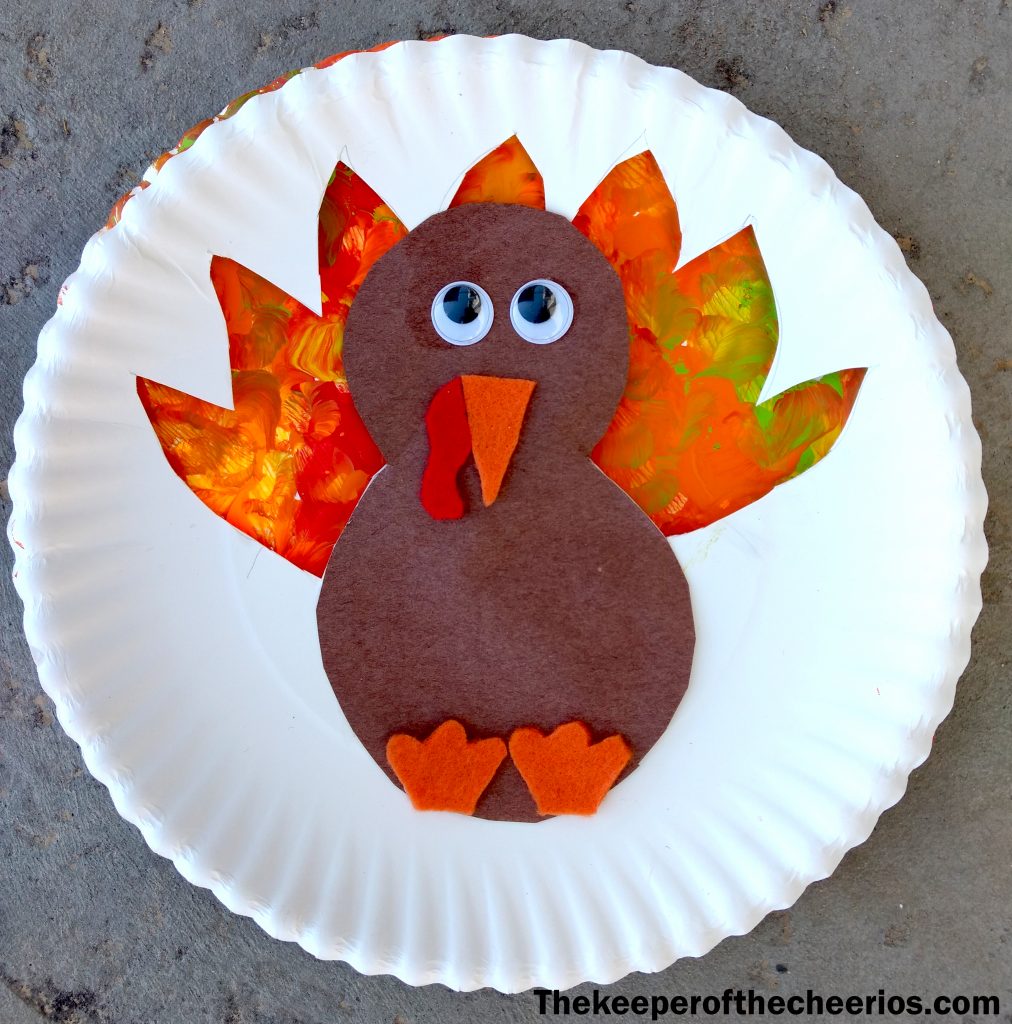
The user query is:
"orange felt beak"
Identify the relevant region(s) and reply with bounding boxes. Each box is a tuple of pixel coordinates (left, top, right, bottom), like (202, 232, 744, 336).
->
(460, 374, 536, 506)
(420, 375, 536, 520)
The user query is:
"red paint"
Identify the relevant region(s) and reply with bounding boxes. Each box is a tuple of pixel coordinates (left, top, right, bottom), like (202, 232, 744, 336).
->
(420, 378, 472, 520)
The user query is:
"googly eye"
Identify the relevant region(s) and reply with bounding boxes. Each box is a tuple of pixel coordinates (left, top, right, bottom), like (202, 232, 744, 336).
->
(431, 281, 493, 346)
(510, 279, 574, 345)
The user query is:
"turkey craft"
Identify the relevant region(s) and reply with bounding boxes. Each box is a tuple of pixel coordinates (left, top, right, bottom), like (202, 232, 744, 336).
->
(138, 136, 864, 822)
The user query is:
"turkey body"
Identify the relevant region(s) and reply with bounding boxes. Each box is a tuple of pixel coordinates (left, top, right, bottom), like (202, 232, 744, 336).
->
(317, 432, 695, 822)
(316, 200, 696, 821)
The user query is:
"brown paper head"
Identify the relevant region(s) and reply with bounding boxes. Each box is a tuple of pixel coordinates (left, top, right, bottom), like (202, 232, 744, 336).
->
(342, 203, 630, 462)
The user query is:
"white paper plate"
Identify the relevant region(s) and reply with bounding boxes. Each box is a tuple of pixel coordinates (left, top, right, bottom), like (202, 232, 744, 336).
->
(9, 35, 987, 992)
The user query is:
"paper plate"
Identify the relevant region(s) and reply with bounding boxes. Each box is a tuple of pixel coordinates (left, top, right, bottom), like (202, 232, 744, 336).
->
(9, 35, 987, 992)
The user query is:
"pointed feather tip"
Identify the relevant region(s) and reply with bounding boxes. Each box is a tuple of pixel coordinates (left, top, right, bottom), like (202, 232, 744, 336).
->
(757, 364, 868, 407)
(447, 135, 546, 210)
(573, 146, 682, 269)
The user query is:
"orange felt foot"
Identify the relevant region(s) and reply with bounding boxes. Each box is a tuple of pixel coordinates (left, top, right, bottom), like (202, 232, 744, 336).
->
(509, 722, 632, 816)
(387, 720, 507, 814)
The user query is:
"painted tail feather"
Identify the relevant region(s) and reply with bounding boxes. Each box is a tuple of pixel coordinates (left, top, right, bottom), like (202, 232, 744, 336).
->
(575, 152, 865, 535)
(138, 137, 865, 580)
(137, 163, 403, 576)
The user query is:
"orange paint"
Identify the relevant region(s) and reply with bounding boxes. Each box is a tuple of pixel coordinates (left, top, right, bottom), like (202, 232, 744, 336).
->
(449, 135, 546, 209)
(573, 150, 681, 270)
(461, 375, 536, 506)
(387, 720, 507, 814)
(138, 132, 864, 575)
(509, 722, 631, 816)
(137, 162, 403, 575)
(105, 181, 150, 229)
(575, 153, 865, 535)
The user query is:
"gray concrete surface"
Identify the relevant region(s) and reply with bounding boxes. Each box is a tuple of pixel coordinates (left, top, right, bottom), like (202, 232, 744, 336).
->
(1, 2, 1010, 1021)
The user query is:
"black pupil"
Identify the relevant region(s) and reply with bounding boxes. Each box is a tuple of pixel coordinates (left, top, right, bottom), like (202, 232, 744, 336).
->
(442, 285, 480, 325)
(517, 284, 556, 324)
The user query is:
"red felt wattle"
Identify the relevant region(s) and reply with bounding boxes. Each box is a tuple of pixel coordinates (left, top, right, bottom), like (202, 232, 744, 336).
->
(420, 377, 472, 520)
